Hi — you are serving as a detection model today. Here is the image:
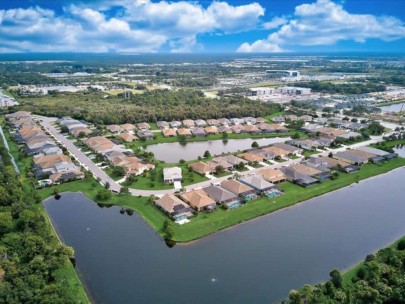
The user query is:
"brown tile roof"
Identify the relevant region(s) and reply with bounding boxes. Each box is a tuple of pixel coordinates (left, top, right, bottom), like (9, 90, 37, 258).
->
(106, 125, 123, 133)
(50, 169, 84, 182)
(220, 179, 254, 195)
(239, 152, 263, 162)
(258, 168, 286, 183)
(118, 133, 138, 142)
(120, 123, 136, 131)
(291, 164, 322, 176)
(180, 189, 215, 210)
(244, 125, 261, 133)
(71, 128, 93, 136)
(177, 128, 192, 136)
(189, 162, 212, 174)
(345, 149, 376, 159)
(162, 128, 177, 137)
(155, 194, 191, 214)
(83, 136, 115, 152)
(33, 154, 72, 169)
(204, 126, 219, 135)
(261, 146, 289, 157)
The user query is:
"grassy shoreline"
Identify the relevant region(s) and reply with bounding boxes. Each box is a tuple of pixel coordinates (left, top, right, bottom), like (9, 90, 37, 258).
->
(38, 157, 405, 243)
(374, 99, 405, 107)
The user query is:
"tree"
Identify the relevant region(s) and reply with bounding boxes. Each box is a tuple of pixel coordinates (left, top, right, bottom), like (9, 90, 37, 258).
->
(251, 141, 259, 148)
(112, 166, 125, 177)
(215, 165, 225, 175)
(163, 220, 175, 240)
(0, 212, 13, 236)
(329, 269, 342, 288)
(119, 187, 130, 195)
(397, 239, 405, 250)
(96, 189, 112, 200)
(105, 182, 110, 189)
(203, 150, 211, 158)
(291, 132, 301, 139)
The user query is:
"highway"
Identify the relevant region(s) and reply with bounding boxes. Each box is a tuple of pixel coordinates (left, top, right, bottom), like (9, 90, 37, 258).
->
(38, 116, 385, 197)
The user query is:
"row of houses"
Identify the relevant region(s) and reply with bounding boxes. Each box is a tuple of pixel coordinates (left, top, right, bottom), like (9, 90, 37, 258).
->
(57, 116, 93, 137)
(272, 114, 313, 123)
(239, 143, 303, 163)
(161, 122, 289, 138)
(83, 136, 155, 176)
(155, 175, 282, 222)
(189, 155, 248, 175)
(6, 111, 84, 185)
(157, 117, 267, 130)
(105, 123, 154, 141)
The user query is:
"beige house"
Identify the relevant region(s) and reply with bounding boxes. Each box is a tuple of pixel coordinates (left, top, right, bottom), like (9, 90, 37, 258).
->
(118, 133, 138, 142)
(189, 162, 212, 175)
(258, 168, 286, 184)
(180, 189, 216, 211)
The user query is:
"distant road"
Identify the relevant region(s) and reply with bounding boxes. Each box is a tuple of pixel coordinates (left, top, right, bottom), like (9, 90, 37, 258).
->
(37, 116, 385, 197)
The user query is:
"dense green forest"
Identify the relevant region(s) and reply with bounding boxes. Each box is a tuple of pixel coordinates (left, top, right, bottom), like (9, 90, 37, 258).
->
(283, 239, 405, 304)
(15, 89, 282, 124)
(298, 82, 386, 94)
(0, 139, 80, 303)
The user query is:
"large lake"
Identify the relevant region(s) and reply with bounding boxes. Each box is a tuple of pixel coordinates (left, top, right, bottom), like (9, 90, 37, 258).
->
(145, 137, 291, 163)
(379, 102, 405, 113)
(45, 150, 405, 304)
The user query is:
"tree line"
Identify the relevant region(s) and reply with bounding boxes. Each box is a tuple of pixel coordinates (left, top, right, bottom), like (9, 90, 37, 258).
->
(0, 143, 79, 303)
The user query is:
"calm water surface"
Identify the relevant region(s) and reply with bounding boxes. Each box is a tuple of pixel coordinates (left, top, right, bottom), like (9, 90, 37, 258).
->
(145, 137, 290, 162)
(45, 156, 405, 304)
(379, 102, 405, 113)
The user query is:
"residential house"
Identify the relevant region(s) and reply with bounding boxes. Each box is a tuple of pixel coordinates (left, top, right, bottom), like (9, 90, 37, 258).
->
(203, 185, 241, 209)
(272, 143, 303, 155)
(218, 118, 230, 125)
(189, 162, 212, 175)
(137, 130, 154, 140)
(261, 146, 289, 158)
(239, 152, 263, 163)
(207, 119, 220, 126)
(337, 132, 362, 141)
(162, 128, 177, 137)
(243, 117, 257, 125)
(155, 194, 194, 222)
(182, 119, 195, 128)
(33, 154, 77, 177)
(244, 125, 261, 134)
(170, 121, 182, 128)
(291, 163, 331, 181)
(217, 126, 232, 133)
(136, 122, 151, 130)
(230, 118, 244, 125)
(204, 126, 219, 135)
(280, 166, 319, 187)
(177, 128, 192, 137)
(348, 122, 368, 131)
(195, 119, 207, 127)
(118, 133, 138, 142)
(314, 137, 333, 147)
(163, 167, 182, 183)
(357, 146, 397, 160)
(123, 161, 154, 176)
(344, 149, 380, 162)
(221, 155, 247, 168)
(157, 121, 170, 129)
(334, 151, 368, 165)
(268, 124, 289, 133)
(6, 111, 31, 121)
(317, 127, 348, 138)
(271, 116, 285, 123)
(220, 179, 256, 200)
(255, 117, 266, 123)
(180, 189, 216, 212)
(240, 175, 279, 197)
(306, 156, 358, 173)
(120, 123, 136, 132)
(50, 169, 84, 184)
(231, 125, 246, 134)
(106, 125, 123, 134)
(258, 168, 286, 184)
(191, 127, 206, 137)
(83, 136, 116, 153)
(286, 139, 320, 151)
(301, 115, 313, 122)
(207, 159, 233, 172)
(70, 127, 92, 137)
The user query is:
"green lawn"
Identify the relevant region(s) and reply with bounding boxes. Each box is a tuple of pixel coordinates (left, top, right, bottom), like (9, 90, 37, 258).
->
(121, 162, 208, 189)
(374, 99, 405, 107)
(303, 150, 319, 157)
(37, 157, 405, 243)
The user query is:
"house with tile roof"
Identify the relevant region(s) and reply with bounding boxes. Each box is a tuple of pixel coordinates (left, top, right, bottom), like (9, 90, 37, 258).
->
(180, 189, 216, 212)
(155, 194, 194, 222)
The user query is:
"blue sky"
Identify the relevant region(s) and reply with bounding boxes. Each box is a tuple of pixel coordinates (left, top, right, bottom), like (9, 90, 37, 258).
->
(0, 0, 404, 53)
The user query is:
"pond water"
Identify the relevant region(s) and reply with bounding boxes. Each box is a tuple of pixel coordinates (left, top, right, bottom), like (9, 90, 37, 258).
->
(45, 165, 405, 304)
(145, 137, 291, 162)
(379, 102, 405, 113)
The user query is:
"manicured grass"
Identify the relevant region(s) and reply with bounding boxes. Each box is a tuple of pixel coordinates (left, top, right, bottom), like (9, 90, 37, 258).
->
(303, 150, 319, 157)
(121, 162, 208, 190)
(38, 157, 405, 243)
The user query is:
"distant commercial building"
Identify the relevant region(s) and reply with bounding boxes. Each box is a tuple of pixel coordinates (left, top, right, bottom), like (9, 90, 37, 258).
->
(278, 87, 311, 95)
(266, 70, 300, 78)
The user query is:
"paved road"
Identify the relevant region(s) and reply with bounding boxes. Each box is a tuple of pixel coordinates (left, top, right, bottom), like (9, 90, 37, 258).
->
(38, 116, 385, 197)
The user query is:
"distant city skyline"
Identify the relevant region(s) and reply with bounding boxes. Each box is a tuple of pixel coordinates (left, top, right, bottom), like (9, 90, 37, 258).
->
(0, 0, 404, 53)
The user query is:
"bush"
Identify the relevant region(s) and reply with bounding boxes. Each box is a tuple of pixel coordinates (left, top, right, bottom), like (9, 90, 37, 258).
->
(397, 239, 405, 251)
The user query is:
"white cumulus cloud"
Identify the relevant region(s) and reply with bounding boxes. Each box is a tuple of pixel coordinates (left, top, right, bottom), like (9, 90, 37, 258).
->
(0, 0, 265, 53)
(237, 0, 405, 52)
